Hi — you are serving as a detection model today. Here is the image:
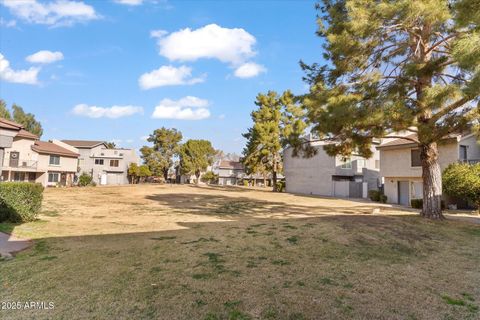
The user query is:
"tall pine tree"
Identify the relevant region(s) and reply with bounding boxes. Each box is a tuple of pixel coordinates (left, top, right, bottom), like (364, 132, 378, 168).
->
(299, 0, 480, 219)
(243, 90, 307, 191)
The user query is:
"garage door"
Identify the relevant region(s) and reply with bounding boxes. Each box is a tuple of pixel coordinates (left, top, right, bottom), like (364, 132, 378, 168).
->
(333, 181, 349, 198)
(107, 173, 123, 185)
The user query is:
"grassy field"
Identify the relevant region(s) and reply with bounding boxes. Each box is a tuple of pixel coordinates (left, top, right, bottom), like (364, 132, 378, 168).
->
(0, 184, 479, 319)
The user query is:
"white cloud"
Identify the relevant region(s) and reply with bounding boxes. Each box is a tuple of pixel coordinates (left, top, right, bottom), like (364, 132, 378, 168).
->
(234, 62, 266, 78)
(0, 53, 40, 85)
(140, 135, 149, 141)
(151, 24, 257, 65)
(152, 96, 210, 120)
(0, 18, 16, 28)
(2, 0, 99, 26)
(72, 104, 143, 119)
(26, 50, 64, 64)
(114, 0, 143, 5)
(138, 65, 205, 90)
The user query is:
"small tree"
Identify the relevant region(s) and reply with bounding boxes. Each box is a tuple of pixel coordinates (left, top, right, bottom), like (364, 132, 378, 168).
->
(78, 172, 94, 187)
(443, 163, 480, 212)
(201, 171, 218, 184)
(138, 165, 152, 183)
(142, 128, 183, 181)
(128, 163, 140, 184)
(179, 139, 216, 184)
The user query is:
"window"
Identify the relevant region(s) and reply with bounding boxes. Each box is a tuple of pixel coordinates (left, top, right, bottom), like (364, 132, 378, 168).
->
(110, 159, 119, 167)
(13, 172, 25, 181)
(95, 159, 104, 165)
(48, 173, 59, 183)
(49, 155, 60, 165)
(459, 145, 468, 161)
(341, 159, 352, 169)
(411, 149, 421, 167)
(357, 159, 366, 169)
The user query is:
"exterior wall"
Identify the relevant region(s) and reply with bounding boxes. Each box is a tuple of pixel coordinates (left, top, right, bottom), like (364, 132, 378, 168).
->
(380, 142, 458, 179)
(459, 135, 480, 160)
(284, 143, 380, 197)
(380, 137, 480, 205)
(76, 146, 138, 185)
(2, 137, 39, 172)
(284, 146, 336, 196)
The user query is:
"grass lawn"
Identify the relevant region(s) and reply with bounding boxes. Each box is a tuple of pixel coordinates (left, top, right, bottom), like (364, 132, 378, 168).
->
(0, 184, 479, 319)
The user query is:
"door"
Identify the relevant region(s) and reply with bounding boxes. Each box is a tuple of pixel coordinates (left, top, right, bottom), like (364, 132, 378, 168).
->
(107, 173, 122, 185)
(398, 181, 410, 206)
(333, 180, 349, 197)
(9, 152, 19, 167)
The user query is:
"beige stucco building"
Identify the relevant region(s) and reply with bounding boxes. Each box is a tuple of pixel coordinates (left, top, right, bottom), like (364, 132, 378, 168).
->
(283, 140, 380, 198)
(0, 119, 79, 187)
(378, 133, 480, 206)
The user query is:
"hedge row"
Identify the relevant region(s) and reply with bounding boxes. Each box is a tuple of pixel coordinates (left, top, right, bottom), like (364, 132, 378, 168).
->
(0, 182, 44, 222)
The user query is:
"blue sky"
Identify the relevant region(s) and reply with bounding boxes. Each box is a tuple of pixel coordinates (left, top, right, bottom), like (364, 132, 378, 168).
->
(0, 0, 322, 153)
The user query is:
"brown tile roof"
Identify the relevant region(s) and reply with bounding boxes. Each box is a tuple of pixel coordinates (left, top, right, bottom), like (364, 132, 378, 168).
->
(61, 140, 106, 148)
(16, 129, 38, 140)
(219, 160, 244, 170)
(32, 141, 79, 158)
(0, 118, 23, 131)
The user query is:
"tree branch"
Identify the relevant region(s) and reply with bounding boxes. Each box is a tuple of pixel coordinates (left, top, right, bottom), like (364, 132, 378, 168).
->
(431, 96, 471, 122)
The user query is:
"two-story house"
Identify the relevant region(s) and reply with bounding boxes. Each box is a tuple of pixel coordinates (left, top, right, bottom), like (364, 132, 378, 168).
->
(0, 120, 79, 187)
(61, 140, 139, 185)
(0, 118, 22, 170)
(283, 140, 380, 198)
(215, 160, 245, 186)
(377, 132, 480, 206)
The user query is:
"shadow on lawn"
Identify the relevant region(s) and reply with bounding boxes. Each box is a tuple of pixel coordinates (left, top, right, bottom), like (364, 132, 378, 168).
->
(145, 192, 391, 218)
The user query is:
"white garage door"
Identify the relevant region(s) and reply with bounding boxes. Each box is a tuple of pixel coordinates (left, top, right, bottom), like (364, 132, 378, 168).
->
(107, 173, 123, 185)
(333, 181, 349, 198)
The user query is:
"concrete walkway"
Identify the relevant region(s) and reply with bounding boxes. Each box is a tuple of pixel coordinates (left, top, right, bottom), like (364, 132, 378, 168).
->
(0, 231, 32, 259)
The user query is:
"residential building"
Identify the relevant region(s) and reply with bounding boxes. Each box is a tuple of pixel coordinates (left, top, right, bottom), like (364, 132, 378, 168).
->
(0, 118, 22, 171)
(377, 132, 480, 206)
(0, 120, 79, 187)
(283, 140, 380, 198)
(214, 160, 245, 185)
(61, 140, 139, 185)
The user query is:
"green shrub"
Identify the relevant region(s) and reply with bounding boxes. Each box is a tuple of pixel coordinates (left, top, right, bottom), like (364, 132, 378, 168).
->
(0, 182, 44, 222)
(78, 172, 94, 187)
(410, 198, 445, 210)
(368, 190, 381, 201)
(243, 180, 249, 187)
(379, 194, 388, 203)
(276, 180, 285, 192)
(443, 163, 480, 211)
(411, 198, 423, 209)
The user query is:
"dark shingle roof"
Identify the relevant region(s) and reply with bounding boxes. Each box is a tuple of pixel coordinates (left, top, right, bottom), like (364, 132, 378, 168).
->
(219, 160, 244, 170)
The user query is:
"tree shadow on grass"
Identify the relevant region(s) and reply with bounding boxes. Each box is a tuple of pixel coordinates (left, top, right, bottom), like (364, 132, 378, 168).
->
(145, 192, 397, 219)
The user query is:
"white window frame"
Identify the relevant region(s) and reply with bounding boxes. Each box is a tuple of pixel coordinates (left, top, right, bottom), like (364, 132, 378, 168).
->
(48, 172, 60, 183)
(49, 155, 60, 166)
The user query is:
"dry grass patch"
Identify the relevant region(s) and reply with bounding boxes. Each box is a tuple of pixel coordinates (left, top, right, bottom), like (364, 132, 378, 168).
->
(0, 184, 479, 319)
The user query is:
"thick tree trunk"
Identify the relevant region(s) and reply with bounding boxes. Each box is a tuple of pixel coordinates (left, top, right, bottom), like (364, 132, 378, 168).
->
(195, 171, 200, 184)
(272, 171, 278, 192)
(420, 142, 444, 219)
(163, 168, 169, 182)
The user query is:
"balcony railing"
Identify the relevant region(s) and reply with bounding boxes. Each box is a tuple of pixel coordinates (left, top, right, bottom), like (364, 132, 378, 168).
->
(460, 159, 480, 165)
(3, 158, 38, 169)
